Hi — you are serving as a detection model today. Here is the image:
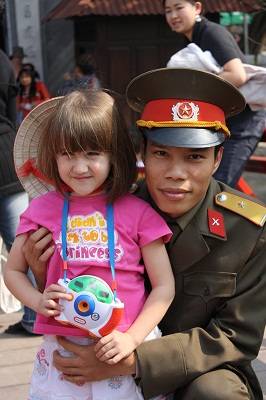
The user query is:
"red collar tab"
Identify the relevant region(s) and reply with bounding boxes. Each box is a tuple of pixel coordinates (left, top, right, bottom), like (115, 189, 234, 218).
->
(141, 99, 225, 124)
(207, 208, 226, 238)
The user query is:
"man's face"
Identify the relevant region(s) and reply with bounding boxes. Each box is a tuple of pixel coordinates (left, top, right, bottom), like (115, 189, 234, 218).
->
(144, 141, 222, 218)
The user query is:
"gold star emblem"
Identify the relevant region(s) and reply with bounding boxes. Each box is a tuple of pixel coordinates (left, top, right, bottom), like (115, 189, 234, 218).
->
(178, 102, 193, 118)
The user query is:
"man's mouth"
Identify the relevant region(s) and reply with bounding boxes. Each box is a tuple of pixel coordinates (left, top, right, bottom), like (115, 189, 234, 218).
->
(160, 188, 190, 200)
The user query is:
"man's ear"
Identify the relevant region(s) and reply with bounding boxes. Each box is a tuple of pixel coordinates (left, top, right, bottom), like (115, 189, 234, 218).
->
(141, 136, 147, 163)
(213, 146, 223, 175)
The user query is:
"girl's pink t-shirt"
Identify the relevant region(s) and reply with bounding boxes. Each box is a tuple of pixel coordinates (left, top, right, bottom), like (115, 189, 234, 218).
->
(17, 192, 172, 336)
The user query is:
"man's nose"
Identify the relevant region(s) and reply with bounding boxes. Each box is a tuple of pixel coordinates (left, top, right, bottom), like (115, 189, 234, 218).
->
(166, 162, 187, 180)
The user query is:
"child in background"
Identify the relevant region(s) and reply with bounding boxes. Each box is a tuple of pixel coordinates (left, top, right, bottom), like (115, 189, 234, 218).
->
(4, 90, 175, 400)
(17, 65, 50, 123)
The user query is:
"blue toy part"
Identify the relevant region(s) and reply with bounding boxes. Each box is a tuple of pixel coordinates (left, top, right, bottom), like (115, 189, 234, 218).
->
(74, 294, 95, 317)
(55, 275, 124, 337)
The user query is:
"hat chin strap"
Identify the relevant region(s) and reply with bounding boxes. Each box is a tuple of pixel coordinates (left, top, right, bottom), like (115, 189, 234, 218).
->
(137, 119, 230, 137)
(17, 159, 54, 184)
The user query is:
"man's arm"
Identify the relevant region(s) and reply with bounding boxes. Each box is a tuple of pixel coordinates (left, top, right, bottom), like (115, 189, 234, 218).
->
(52, 222, 266, 398)
(136, 230, 266, 398)
(22, 227, 54, 292)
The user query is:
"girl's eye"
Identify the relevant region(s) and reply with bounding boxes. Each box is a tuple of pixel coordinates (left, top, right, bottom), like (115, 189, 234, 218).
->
(60, 151, 72, 158)
(86, 151, 101, 157)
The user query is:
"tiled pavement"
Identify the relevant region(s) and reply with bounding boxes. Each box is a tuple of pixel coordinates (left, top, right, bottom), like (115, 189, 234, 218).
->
(0, 311, 42, 399)
(0, 311, 266, 400)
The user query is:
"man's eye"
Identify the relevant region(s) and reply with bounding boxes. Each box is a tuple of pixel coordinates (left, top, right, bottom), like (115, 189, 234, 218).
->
(188, 154, 204, 160)
(154, 150, 167, 157)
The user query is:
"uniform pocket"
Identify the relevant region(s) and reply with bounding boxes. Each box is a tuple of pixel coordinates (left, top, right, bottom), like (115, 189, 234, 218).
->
(183, 271, 237, 303)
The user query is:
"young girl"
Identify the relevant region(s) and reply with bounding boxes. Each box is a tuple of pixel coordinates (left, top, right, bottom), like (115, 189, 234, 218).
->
(17, 65, 50, 123)
(4, 90, 175, 400)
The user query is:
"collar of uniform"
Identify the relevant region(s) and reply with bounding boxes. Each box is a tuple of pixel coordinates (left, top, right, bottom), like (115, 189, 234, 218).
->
(165, 179, 227, 271)
(136, 180, 206, 232)
(195, 178, 228, 241)
(135, 178, 226, 241)
(174, 197, 205, 230)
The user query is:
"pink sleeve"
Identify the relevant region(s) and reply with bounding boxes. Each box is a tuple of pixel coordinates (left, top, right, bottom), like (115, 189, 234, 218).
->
(16, 205, 39, 236)
(137, 204, 172, 247)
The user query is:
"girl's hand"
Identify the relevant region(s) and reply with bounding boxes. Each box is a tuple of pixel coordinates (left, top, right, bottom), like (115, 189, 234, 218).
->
(37, 283, 72, 317)
(94, 330, 137, 364)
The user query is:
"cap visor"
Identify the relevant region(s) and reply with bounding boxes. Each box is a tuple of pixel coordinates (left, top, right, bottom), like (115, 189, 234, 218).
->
(143, 127, 225, 148)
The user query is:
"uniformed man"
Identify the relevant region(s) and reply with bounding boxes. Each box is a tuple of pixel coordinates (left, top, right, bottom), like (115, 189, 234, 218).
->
(24, 68, 266, 400)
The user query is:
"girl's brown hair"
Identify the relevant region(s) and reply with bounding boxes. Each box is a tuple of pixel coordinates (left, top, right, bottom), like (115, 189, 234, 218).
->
(37, 90, 137, 203)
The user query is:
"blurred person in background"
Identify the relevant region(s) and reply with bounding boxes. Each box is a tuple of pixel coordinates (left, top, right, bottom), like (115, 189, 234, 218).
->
(0, 49, 37, 336)
(16, 65, 50, 124)
(0, 49, 28, 252)
(9, 46, 25, 80)
(58, 53, 101, 95)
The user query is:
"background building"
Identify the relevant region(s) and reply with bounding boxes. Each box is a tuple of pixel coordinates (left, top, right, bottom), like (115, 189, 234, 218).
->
(1, 0, 265, 119)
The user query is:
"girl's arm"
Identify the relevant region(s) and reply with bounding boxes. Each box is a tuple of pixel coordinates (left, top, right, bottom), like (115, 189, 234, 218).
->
(4, 234, 71, 316)
(95, 238, 175, 364)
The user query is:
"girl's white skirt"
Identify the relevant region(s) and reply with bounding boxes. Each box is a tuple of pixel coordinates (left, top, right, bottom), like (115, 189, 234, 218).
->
(28, 328, 164, 400)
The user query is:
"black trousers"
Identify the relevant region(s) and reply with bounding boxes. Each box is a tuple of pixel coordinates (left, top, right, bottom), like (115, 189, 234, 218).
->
(214, 106, 266, 188)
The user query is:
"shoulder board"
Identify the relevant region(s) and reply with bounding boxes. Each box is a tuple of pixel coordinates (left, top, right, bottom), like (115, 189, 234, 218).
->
(215, 191, 266, 227)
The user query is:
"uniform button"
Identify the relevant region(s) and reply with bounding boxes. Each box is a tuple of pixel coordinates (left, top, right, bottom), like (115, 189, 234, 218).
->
(217, 193, 227, 202)
(203, 286, 210, 296)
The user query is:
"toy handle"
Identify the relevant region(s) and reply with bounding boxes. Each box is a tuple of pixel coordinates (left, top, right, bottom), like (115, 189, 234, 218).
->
(99, 307, 124, 336)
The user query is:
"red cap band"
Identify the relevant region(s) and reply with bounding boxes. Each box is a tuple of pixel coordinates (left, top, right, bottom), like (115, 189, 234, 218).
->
(141, 99, 225, 124)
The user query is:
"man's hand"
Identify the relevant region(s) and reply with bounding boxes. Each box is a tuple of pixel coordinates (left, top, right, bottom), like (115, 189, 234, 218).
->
(22, 227, 54, 291)
(94, 330, 137, 364)
(53, 336, 136, 386)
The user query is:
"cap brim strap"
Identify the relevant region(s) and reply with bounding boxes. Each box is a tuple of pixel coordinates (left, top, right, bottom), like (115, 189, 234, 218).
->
(137, 119, 230, 137)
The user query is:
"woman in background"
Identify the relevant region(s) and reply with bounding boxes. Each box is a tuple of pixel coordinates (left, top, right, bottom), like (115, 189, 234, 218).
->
(164, 0, 266, 187)
(17, 65, 50, 123)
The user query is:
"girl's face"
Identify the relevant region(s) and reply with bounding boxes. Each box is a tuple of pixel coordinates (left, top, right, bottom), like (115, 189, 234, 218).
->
(20, 72, 32, 87)
(56, 150, 111, 197)
(164, 0, 202, 40)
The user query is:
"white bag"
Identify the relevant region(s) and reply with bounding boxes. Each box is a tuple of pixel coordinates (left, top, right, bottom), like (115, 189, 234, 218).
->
(0, 238, 21, 313)
(167, 43, 266, 111)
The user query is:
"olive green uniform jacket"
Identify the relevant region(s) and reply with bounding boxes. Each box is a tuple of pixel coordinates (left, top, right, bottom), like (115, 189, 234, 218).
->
(136, 178, 266, 399)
